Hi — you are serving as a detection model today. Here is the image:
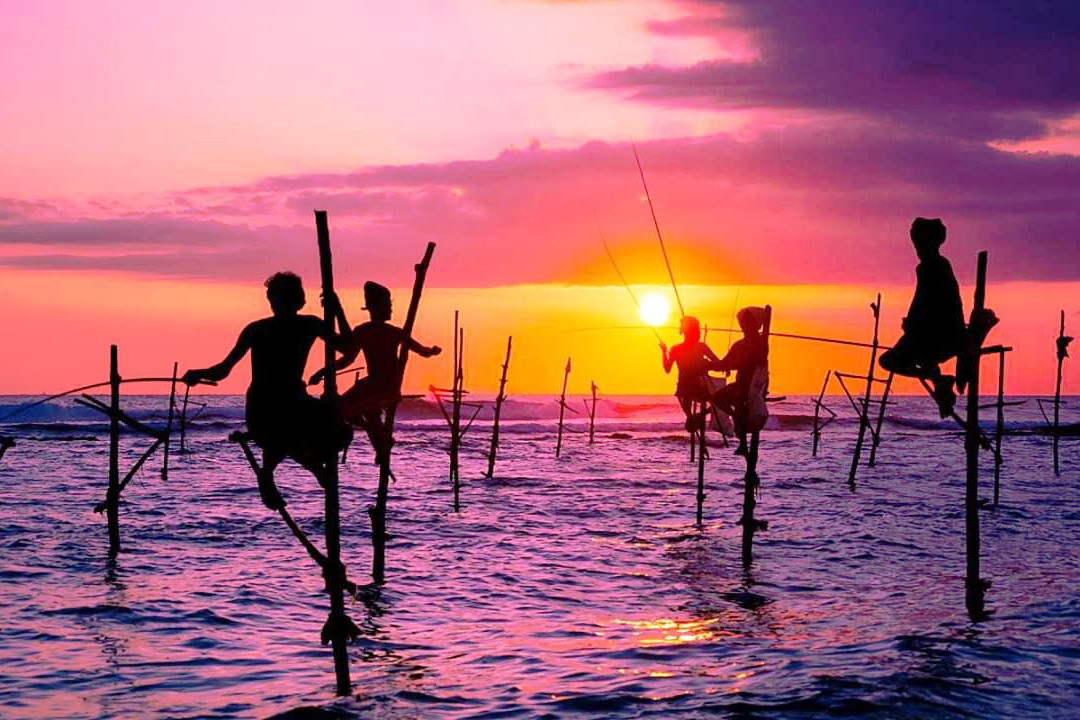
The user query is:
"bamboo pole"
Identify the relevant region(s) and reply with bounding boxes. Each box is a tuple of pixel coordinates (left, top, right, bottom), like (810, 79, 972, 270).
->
(451, 320, 463, 512)
(372, 242, 437, 584)
(178, 384, 190, 453)
(555, 357, 571, 458)
(811, 370, 831, 457)
(161, 363, 178, 480)
(740, 306, 771, 568)
(993, 349, 1006, 505)
(965, 251, 989, 620)
(868, 372, 894, 468)
(1053, 310, 1067, 475)
(586, 382, 598, 445)
(314, 210, 351, 695)
(695, 401, 706, 526)
(107, 345, 121, 557)
(485, 336, 512, 478)
(848, 295, 881, 488)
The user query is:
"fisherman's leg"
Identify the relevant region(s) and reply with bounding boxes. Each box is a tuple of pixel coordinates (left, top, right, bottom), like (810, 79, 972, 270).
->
(678, 396, 696, 432)
(257, 449, 288, 510)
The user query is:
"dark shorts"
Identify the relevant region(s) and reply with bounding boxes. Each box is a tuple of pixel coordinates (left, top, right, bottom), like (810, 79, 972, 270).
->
(879, 333, 958, 375)
(246, 389, 349, 458)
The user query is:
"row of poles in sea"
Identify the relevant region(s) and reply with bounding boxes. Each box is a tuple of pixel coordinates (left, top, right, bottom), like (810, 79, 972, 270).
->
(0, 169, 1075, 696)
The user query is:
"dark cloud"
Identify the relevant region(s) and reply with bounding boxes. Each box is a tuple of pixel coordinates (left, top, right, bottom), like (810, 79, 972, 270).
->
(591, 0, 1080, 141)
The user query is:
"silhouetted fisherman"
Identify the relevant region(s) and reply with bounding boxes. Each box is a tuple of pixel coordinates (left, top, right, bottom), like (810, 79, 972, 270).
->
(182, 272, 349, 509)
(711, 307, 767, 456)
(879, 218, 966, 418)
(661, 315, 721, 431)
(311, 281, 441, 462)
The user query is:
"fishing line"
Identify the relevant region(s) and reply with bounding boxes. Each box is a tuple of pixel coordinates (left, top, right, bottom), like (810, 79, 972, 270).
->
(631, 143, 685, 318)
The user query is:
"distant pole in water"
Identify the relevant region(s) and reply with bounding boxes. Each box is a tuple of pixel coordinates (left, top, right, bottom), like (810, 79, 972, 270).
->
(695, 401, 707, 527)
(161, 362, 178, 481)
(556, 357, 571, 458)
(848, 294, 882, 488)
(450, 315, 464, 512)
(178, 383, 191, 453)
(585, 381, 598, 445)
(373, 241, 436, 583)
(811, 370, 832, 457)
(965, 251, 990, 620)
(984, 346, 1018, 505)
(485, 336, 512, 478)
(868, 371, 894, 468)
(314, 210, 352, 695)
(107, 344, 121, 557)
(740, 306, 771, 567)
(1053, 310, 1069, 475)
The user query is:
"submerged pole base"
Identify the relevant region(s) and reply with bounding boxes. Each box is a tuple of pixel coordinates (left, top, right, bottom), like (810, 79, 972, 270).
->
(965, 578, 991, 621)
(368, 505, 387, 584)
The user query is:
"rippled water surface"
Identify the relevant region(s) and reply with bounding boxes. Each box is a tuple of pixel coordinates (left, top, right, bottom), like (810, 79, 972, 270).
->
(1, 394, 1078, 719)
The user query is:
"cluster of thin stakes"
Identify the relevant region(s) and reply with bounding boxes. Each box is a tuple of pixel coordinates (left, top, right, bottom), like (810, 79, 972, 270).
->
(0, 153, 1073, 695)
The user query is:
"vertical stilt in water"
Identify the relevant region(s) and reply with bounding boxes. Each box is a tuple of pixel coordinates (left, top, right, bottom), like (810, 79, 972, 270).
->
(178, 383, 190, 453)
(162, 362, 178, 480)
(587, 382, 598, 445)
(695, 402, 706, 526)
(485, 336, 512, 478)
(1053, 310, 1066, 476)
(812, 370, 830, 457)
(314, 210, 351, 695)
(993, 350, 1006, 505)
(848, 294, 881, 488)
(868, 372, 894, 468)
(451, 321, 463, 512)
(372, 242, 436, 584)
(555, 357, 571, 458)
(965, 251, 989, 620)
(741, 306, 771, 568)
(107, 345, 121, 557)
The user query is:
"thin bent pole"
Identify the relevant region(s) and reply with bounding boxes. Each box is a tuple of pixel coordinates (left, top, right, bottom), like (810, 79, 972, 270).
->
(485, 336, 512, 478)
(848, 294, 881, 489)
(631, 143, 685, 318)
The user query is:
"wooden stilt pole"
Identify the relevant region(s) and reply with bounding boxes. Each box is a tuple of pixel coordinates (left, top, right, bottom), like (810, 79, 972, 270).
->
(740, 306, 771, 568)
(993, 350, 1006, 505)
(848, 294, 881, 488)
(1053, 310, 1066, 476)
(107, 345, 121, 557)
(314, 210, 352, 695)
(178, 384, 190, 453)
(555, 357, 571, 458)
(372, 242, 436, 584)
(451, 320, 463, 512)
(868, 372, 894, 468)
(485, 336, 512, 478)
(965, 251, 989, 620)
(812, 370, 830, 457)
(586, 382, 598, 445)
(161, 362, 178, 480)
(695, 402, 706, 526)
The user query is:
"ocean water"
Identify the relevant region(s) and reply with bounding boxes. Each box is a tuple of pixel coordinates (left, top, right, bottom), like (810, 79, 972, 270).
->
(0, 392, 1077, 719)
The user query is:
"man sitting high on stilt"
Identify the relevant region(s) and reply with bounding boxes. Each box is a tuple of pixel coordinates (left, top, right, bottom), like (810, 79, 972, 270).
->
(711, 307, 768, 456)
(183, 272, 351, 509)
(660, 315, 722, 433)
(310, 281, 441, 463)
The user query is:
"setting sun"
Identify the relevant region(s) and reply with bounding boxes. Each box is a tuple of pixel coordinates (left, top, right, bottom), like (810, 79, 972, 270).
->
(639, 292, 671, 327)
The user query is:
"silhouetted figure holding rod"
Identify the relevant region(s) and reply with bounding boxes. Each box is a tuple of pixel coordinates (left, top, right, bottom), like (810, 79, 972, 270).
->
(182, 272, 349, 509)
(310, 281, 441, 462)
(712, 307, 768, 456)
(879, 218, 967, 418)
(660, 315, 721, 431)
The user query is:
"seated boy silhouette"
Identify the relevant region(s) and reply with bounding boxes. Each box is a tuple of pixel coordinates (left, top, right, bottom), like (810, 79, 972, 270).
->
(660, 315, 722, 431)
(879, 218, 970, 418)
(711, 307, 767, 456)
(183, 272, 349, 509)
(310, 281, 440, 462)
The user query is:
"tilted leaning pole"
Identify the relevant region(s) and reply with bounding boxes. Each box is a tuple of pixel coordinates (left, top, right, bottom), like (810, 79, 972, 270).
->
(484, 335, 512, 478)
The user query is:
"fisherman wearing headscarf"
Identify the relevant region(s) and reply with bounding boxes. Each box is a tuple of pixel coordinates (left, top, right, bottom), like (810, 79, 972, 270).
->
(311, 281, 441, 462)
(879, 217, 967, 417)
(711, 306, 768, 455)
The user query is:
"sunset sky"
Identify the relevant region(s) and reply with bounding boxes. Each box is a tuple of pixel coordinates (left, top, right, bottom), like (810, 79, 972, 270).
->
(2, 0, 1077, 395)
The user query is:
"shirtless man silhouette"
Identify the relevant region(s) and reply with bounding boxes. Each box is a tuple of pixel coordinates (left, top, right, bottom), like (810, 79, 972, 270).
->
(183, 272, 348, 509)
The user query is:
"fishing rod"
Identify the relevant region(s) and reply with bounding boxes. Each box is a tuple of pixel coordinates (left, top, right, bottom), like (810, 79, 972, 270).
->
(597, 221, 664, 343)
(566, 325, 889, 351)
(632, 143, 685, 318)
(0, 376, 215, 423)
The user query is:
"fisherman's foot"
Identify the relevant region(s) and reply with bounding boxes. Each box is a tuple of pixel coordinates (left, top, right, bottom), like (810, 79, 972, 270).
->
(933, 376, 957, 419)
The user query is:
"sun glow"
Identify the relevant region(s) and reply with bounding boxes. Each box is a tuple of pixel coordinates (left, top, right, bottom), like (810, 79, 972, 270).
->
(639, 292, 671, 327)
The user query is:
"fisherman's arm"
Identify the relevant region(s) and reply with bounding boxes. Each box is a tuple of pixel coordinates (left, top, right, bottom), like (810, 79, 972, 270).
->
(407, 337, 442, 358)
(182, 326, 252, 385)
(702, 344, 723, 371)
(660, 342, 674, 373)
(713, 341, 746, 374)
(309, 328, 361, 385)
